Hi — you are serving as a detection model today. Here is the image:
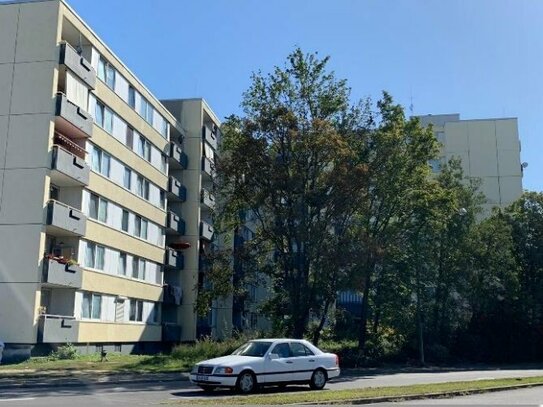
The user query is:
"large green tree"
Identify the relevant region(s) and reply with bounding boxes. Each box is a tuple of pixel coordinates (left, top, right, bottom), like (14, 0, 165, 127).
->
(209, 48, 368, 338)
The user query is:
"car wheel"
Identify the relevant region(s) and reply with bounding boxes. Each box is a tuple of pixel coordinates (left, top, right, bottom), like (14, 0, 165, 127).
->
(198, 385, 216, 393)
(236, 370, 257, 394)
(309, 368, 327, 390)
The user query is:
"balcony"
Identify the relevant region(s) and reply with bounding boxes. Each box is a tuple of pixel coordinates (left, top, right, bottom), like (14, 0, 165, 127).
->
(169, 143, 188, 170)
(162, 323, 182, 342)
(163, 284, 182, 305)
(201, 188, 215, 210)
(202, 157, 215, 179)
(59, 42, 96, 89)
(166, 211, 185, 235)
(165, 247, 184, 269)
(45, 200, 86, 237)
(54, 93, 93, 139)
(38, 314, 79, 343)
(50, 145, 90, 187)
(167, 177, 187, 202)
(202, 125, 218, 150)
(42, 257, 82, 289)
(200, 221, 214, 241)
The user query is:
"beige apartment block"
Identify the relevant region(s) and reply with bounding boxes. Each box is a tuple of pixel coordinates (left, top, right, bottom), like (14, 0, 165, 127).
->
(418, 114, 523, 216)
(0, 0, 220, 360)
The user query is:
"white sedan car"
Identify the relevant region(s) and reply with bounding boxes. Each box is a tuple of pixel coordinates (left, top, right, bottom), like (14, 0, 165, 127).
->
(190, 338, 340, 393)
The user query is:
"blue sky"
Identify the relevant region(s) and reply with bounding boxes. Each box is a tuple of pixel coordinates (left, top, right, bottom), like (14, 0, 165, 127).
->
(21, 0, 543, 190)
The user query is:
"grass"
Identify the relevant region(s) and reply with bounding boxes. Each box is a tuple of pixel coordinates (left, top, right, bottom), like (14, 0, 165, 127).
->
(169, 376, 543, 405)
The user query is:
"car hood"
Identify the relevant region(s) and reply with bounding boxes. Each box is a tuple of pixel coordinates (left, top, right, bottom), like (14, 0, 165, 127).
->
(198, 355, 261, 366)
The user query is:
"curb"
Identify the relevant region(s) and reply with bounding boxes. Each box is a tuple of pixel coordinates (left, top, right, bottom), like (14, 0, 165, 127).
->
(0, 373, 189, 390)
(297, 382, 543, 405)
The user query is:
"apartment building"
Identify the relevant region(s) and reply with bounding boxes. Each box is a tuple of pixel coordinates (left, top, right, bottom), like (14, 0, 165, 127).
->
(0, 0, 223, 359)
(418, 114, 523, 215)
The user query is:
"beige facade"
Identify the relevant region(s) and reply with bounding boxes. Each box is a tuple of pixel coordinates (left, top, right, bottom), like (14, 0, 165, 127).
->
(418, 114, 523, 215)
(0, 0, 223, 358)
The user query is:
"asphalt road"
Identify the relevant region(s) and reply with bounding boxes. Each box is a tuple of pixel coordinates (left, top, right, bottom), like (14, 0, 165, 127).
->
(2, 368, 543, 406)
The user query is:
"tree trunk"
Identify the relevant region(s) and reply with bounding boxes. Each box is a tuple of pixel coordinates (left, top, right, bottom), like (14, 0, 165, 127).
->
(313, 299, 331, 346)
(358, 272, 372, 352)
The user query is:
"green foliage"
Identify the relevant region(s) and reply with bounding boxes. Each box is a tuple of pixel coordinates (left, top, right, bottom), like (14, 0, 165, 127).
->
(49, 343, 78, 360)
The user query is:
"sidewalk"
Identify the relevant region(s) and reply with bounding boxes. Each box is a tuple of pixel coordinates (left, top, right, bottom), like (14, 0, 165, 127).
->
(0, 370, 189, 390)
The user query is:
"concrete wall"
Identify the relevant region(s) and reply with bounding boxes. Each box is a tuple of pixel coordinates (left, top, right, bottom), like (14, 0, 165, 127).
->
(0, 0, 61, 345)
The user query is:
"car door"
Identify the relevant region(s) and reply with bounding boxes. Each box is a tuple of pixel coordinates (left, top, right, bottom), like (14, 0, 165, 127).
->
(264, 342, 296, 384)
(289, 342, 316, 381)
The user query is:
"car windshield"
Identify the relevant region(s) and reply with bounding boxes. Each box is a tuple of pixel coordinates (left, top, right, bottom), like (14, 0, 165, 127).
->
(232, 341, 272, 357)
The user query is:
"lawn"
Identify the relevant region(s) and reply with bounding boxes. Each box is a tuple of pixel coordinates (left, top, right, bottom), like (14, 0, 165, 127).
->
(169, 376, 543, 405)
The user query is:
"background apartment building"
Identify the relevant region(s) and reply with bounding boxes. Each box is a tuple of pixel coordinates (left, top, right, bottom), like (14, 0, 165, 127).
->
(418, 114, 524, 216)
(0, 0, 225, 359)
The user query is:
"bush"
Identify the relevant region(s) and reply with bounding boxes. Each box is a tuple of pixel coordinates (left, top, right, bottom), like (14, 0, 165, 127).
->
(50, 343, 78, 360)
(171, 336, 246, 363)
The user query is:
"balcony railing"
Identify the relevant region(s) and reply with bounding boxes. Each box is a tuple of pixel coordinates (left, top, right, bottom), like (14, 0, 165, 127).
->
(200, 221, 214, 241)
(165, 247, 184, 269)
(202, 125, 218, 150)
(167, 177, 187, 202)
(55, 93, 93, 139)
(201, 188, 215, 210)
(37, 314, 79, 344)
(59, 42, 96, 89)
(202, 157, 215, 179)
(45, 199, 87, 237)
(166, 211, 186, 235)
(42, 257, 82, 289)
(169, 143, 188, 170)
(51, 145, 90, 186)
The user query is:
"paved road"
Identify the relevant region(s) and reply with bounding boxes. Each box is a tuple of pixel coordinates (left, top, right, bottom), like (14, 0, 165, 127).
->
(1, 368, 543, 406)
(392, 386, 543, 405)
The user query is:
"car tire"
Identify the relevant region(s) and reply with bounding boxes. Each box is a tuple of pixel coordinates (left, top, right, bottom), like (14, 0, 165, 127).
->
(236, 370, 257, 394)
(198, 385, 216, 393)
(309, 368, 327, 390)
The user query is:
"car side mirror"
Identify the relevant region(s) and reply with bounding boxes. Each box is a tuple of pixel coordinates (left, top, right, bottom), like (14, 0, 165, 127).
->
(269, 353, 279, 360)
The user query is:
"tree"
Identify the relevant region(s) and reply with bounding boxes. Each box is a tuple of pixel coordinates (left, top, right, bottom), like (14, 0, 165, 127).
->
(349, 95, 440, 352)
(207, 48, 368, 338)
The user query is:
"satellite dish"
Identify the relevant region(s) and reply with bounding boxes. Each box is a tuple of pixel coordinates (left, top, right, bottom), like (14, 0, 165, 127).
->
(521, 162, 529, 169)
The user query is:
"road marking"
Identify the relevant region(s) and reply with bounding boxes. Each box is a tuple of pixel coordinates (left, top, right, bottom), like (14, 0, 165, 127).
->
(0, 398, 36, 402)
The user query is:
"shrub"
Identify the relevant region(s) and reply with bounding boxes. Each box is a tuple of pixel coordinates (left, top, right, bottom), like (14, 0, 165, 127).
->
(50, 343, 78, 360)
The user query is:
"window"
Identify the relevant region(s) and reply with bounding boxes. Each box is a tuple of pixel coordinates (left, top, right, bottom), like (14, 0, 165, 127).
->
(104, 107, 113, 133)
(118, 253, 127, 276)
(84, 242, 105, 270)
(126, 127, 134, 149)
(82, 292, 102, 320)
(129, 299, 143, 322)
(128, 86, 136, 108)
(160, 190, 166, 209)
(98, 57, 116, 89)
(131, 257, 145, 280)
(149, 303, 158, 324)
(290, 342, 313, 357)
(88, 193, 108, 223)
(136, 175, 150, 200)
(161, 120, 168, 138)
(91, 146, 111, 177)
(137, 135, 151, 161)
(161, 155, 168, 173)
(95, 101, 113, 134)
(121, 210, 129, 232)
(134, 216, 148, 240)
(271, 343, 291, 358)
(135, 215, 142, 237)
(139, 97, 154, 124)
(123, 168, 132, 190)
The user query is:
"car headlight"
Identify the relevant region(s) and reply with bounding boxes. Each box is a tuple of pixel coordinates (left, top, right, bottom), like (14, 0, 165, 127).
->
(214, 366, 234, 374)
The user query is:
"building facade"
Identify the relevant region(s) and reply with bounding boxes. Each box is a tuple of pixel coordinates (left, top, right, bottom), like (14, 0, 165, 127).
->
(418, 114, 523, 215)
(0, 0, 223, 359)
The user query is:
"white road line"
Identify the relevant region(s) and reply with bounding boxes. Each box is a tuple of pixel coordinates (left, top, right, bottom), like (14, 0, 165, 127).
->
(0, 398, 36, 402)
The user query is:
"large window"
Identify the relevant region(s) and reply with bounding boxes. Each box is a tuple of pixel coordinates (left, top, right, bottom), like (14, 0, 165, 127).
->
(121, 209, 129, 232)
(136, 175, 150, 200)
(132, 256, 145, 280)
(89, 193, 108, 223)
(95, 101, 113, 133)
(128, 86, 136, 109)
(135, 216, 148, 240)
(139, 97, 153, 125)
(123, 168, 132, 190)
(118, 253, 127, 276)
(137, 135, 151, 161)
(91, 146, 111, 177)
(84, 242, 105, 270)
(97, 56, 116, 89)
(129, 299, 143, 322)
(81, 292, 102, 320)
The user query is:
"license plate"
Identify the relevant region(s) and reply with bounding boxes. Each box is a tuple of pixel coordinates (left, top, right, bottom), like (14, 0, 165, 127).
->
(196, 375, 209, 381)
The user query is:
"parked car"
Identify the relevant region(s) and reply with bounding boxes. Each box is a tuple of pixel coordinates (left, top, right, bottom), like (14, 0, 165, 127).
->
(189, 338, 340, 393)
